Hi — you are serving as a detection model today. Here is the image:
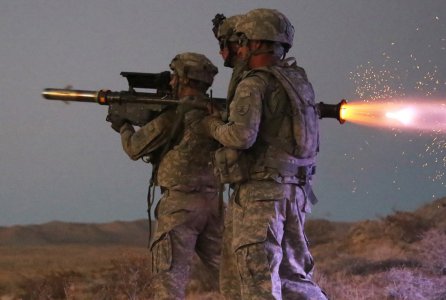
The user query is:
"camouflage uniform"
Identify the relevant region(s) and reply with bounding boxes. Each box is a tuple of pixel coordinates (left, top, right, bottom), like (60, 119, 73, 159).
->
(213, 14, 247, 112)
(203, 9, 327, 300)
(213, 14, 247, 298)
(118, 53, 223, 300)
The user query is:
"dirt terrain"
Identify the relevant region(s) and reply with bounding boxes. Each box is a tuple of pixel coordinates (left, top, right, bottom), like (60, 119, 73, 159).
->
(0, 198, 445, 299)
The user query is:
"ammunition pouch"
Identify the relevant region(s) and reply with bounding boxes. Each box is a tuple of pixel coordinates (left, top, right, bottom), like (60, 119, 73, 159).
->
(297, 165, 316, 185)
(251, 147, 316, 185)
(213, 147, 250, 184)
(214, 146, 316, 185)
(263, 155, 315, 181)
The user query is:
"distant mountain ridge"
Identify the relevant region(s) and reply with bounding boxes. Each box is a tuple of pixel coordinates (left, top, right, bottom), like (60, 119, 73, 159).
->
(0, 197, 444, 249)
(0, 219, 149, 246)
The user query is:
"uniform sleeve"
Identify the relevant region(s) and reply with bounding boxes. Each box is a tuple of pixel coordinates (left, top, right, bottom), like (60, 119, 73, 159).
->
(208, 76, 265, 149)
(120, 110, 175, 160)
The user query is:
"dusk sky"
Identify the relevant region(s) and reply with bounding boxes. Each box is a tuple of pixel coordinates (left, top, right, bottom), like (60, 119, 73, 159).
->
(1, 0, 445, 226)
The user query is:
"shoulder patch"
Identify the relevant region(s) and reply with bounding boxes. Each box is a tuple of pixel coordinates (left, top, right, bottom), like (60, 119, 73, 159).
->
(238, 90, 251, 98)
(236, 103, 250, 115)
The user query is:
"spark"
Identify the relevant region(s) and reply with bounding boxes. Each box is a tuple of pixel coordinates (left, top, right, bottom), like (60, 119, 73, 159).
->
(346, 16, 446, 189)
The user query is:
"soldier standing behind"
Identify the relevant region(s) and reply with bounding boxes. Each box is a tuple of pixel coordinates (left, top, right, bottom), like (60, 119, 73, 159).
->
(211, 13, 246, 298)
(212, 13, 247, 114)
(202, 9, 328, 300)
(108, 52, 223, 300)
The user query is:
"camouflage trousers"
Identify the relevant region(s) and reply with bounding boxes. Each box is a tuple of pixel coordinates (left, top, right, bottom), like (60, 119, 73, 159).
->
(220, 183, 327, 300)
(150, 189, 223, 300)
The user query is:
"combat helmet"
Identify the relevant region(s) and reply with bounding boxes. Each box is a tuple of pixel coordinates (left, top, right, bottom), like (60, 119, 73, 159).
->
(169, 52, 218, 86)
(214, 14, 244, 43)
(235, 8, 294, 51)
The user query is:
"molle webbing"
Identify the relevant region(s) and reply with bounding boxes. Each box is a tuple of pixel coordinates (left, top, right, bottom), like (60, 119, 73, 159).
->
(251, 71, 292, 153)
(245, 65, 318, 181)
(260, 65, 319, 159)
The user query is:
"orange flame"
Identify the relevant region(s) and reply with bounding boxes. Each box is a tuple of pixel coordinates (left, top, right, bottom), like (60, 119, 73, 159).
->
(341, 99, 446, 132)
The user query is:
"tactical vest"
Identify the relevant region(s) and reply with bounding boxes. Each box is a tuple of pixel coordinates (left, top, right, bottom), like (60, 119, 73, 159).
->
(156, 96, 220, 190)
(245, 62, 319, 183)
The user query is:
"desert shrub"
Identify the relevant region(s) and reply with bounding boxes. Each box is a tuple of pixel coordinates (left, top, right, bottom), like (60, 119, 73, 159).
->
(322, 255, 420, 276)
(316, 271, 382, 300)
(305, 219, 336, 246)
(186, 292, 225, 300)
(187, 257, 220, 295)
(346, 258, 421, 276)
(318, 267, 446, 300)
(345, 220, 385, 250)
(92, 253, 151, 300)
(384, 211, 433, 243)
(16, 270, 82, 300)
(411, 228, 446, 275)
(385, 268, 446, 300)
(91, 252, 221, 299)
(327, 256, 369, 274)
(0, 283, 7, 296)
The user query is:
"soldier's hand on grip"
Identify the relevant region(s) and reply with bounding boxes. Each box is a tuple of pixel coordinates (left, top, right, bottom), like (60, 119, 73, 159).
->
(205, 102, 222, 118)
(106, 113, 128, 133)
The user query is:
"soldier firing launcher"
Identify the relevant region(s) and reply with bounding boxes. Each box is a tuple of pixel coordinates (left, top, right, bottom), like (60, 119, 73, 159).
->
(42, 71, 228, 126)
(42, 71, 347, 126)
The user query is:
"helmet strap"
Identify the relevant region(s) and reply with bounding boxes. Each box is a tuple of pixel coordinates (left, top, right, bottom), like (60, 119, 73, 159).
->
(245, 48, 278, 69)
(243, 40, 275, 63)
(176, 77, 190, 98)
(171, 73, 181, 99)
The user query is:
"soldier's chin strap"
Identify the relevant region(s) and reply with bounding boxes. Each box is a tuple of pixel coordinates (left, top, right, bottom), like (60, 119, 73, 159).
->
(239, 35, 289, 61)
(244, 48, 274, 64)
(251, 48, 275, 56)
(242, 47, 288, 69)
(170, 72, 182, 100)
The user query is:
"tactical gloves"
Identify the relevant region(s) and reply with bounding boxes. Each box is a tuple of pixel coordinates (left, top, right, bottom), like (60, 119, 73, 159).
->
(106, 113, 128, 133)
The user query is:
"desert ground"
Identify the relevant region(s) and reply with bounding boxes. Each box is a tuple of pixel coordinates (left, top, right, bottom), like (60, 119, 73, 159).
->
(0, 198, 445, 299)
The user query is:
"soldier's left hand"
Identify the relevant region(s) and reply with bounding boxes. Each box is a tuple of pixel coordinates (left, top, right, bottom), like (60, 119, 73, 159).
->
(206, 102, 222, 118)
(106, 113, 127, 133)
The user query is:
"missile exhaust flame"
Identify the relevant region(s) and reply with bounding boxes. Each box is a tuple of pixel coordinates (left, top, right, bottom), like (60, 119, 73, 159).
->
(385, 108, 415, 126)
(341, 99, 446, 132)
(345, 16, 446, 188)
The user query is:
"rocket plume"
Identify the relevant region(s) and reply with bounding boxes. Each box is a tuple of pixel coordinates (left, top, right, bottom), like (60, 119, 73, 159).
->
(341, 99, 446, 132)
